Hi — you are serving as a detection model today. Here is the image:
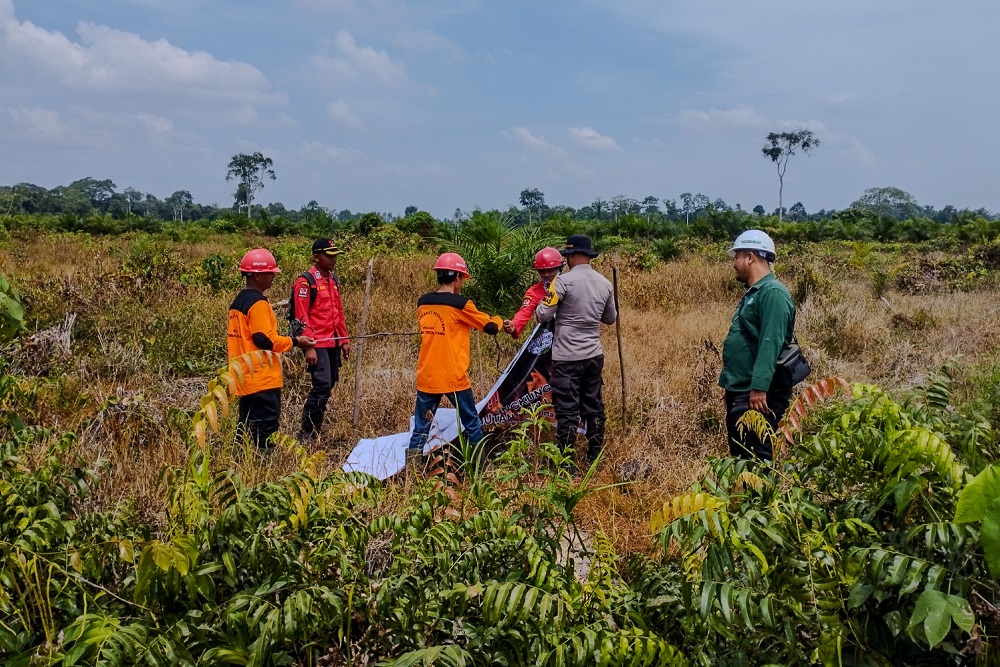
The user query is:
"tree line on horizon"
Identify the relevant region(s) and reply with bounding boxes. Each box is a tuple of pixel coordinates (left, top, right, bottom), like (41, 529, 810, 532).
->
(2, 176, 998, 246)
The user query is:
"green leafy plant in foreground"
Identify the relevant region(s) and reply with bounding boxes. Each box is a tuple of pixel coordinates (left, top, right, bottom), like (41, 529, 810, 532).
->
(4, 363, 1000, 665)
(632, 381, 1000, 666)
(0, 275, 27, 343)
(1, 369, 683, 665)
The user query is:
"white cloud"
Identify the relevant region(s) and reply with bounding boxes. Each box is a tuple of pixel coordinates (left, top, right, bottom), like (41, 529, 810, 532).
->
(504, 126, 564, 157)
(676, 104, 767, 131)
(821, 92, 868, 115)
(299, 139, 364, 161)
(136, 112, 173, 135)
(778, 118, 827, 132)
(328, 100, 362, 128)
(0, 2, 276, 102)
(314, 30, 406, 88)
(9, 105, 67, 140)
(828, 133, 876, 167)
(229, 105, 260, 125)
(568, 126, 619, 151)
(393, 29, 462, 62)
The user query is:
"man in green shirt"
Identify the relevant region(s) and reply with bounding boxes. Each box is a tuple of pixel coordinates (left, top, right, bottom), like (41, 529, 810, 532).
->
(719, 230, 796, 460)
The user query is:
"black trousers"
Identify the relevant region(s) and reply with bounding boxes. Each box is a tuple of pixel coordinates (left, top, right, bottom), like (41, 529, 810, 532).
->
(301, 347, 341, 438)
(236, 388, 282, 448)
(724, 388, 791, 461)
(550, 355, 606, 460)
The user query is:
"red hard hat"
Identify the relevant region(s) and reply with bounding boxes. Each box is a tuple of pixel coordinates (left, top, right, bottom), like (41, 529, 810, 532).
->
(433, 252, 469, 277)
(533, 247, 563, 270)
(239, 248, 281, 273)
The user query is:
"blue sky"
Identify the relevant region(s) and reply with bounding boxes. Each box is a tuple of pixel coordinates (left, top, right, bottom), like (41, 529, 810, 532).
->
(1, 0, 996, 219)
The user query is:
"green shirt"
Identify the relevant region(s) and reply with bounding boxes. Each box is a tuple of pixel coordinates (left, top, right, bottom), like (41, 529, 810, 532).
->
(718, 273, 796, 393)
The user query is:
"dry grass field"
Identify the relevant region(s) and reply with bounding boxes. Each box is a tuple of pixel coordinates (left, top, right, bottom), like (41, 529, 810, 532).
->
(4, 231, 1000, 555)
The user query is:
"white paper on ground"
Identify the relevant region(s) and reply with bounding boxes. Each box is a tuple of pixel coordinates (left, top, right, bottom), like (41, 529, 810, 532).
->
(343, 330, 531, 480)
(343, 406, 485, 479)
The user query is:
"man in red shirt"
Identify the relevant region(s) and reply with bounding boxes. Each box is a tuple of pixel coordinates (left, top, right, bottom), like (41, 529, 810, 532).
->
(503, 247, 564, 339)
(291, 239, 351, 443)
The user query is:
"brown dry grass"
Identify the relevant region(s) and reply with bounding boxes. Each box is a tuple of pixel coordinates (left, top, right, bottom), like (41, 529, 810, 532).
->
(4, 232, 1000, 555)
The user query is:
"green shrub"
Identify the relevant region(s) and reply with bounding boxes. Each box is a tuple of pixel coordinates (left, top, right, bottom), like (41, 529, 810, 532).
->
(439, 212, 559, 313)
(0, 275, 26, 343)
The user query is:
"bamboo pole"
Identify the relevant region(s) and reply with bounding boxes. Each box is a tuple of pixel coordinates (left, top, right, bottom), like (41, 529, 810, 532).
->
(612, 267, 627, 431)
(352, 258, 374, 431)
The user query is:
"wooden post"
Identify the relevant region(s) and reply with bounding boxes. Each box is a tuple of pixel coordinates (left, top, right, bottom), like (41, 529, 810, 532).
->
(612, 267, 627, 431)
(352, 258, 374, 431)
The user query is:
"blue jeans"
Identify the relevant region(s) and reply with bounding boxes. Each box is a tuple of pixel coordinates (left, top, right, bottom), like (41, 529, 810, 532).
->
(407, 388, 484, 451)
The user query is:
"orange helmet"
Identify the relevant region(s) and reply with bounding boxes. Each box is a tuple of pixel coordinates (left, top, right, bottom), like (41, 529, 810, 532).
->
(433, 252, 469, 277)
(533, 247, 563, 270)
(239, 248, 281, 273)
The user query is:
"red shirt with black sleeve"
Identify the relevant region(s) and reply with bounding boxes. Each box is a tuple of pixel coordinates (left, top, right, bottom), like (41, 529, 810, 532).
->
(509, 282, 547, 338)
(292, 267, 348, 348)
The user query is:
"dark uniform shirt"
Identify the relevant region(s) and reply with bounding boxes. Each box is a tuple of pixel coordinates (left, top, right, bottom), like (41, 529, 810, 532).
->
(719, 273, 795, 393)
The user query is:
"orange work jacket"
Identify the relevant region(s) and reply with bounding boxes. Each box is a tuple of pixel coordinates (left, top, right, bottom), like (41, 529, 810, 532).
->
(227, 289, 294, 395)
(414, 292, 502, 394)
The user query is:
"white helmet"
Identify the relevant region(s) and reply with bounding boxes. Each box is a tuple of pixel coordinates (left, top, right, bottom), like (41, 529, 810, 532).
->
(728, 230, 776, 261)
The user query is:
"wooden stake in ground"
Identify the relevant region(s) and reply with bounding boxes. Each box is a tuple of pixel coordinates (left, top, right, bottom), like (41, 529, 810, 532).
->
(612, 267, 627, 431)
(352, 258, 374, 431)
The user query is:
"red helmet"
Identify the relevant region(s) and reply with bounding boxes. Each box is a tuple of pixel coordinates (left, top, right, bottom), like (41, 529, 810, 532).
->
(239, 248, 281, 273)
(433, 252, 469, 277)
(533, 247, 563, 270)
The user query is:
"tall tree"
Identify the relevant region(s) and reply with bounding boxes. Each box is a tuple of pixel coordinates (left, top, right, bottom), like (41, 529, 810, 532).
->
(641, 196, 660, 221)
(591, 198, 607, 221)
(68, 177, 117, 211)
(519, 188, 545, 224)
(761, 130, 820, 223)
(680, 193, 694, 224)
(226, 152, 275, 219)
(122, 187, 143, 215)
(851, 186, 919, 220)
(166, 190, 193, 222)
(143, 193, 160, 218)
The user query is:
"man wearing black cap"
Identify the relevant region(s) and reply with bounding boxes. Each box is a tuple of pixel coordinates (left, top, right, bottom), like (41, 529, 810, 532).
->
(535, 234, 617, 469)
(291, 239, 351, 443)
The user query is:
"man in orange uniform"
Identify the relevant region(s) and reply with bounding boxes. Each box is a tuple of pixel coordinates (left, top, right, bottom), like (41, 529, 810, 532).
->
(405, 252, 503, 462)
(228, 249, 315, 448)
(503, 246, 564, 339)
(291, 239, 351, 443)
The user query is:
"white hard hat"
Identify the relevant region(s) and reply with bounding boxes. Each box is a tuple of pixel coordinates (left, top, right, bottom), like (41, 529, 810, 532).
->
(728, 230, 776, 261)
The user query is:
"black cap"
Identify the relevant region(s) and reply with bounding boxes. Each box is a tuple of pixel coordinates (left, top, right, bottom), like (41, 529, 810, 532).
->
(311, 238, 342, 256)
(560, 234, 599, 258)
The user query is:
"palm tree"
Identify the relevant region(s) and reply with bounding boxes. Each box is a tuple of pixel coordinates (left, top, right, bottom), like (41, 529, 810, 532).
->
(438, 211, 560, 314)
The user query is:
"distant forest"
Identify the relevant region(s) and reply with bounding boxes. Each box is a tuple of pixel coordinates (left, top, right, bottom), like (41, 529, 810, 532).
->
(2, 178, 998, 245)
